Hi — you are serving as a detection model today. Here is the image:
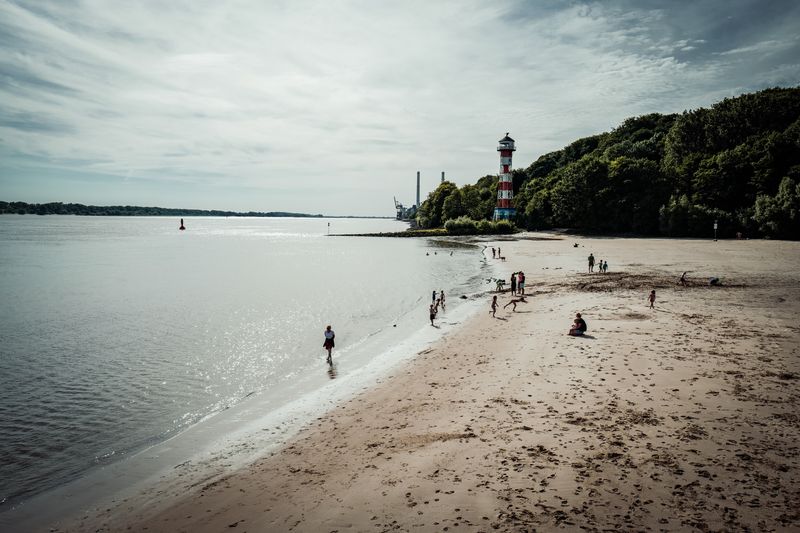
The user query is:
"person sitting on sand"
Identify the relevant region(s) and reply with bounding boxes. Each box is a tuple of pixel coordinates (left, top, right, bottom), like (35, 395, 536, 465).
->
(648, 290, 656, 308)
(568, 313, 587, 336)
(490, 295, 498, 318)
(323, 325, 335, 365)
(503, 296, 527, 311)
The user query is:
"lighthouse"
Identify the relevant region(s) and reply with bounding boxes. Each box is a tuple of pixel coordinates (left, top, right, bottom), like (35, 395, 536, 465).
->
(494, 133, 516, 221)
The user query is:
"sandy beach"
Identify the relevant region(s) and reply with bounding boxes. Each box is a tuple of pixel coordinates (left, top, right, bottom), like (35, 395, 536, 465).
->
(57, 235, 799, 532)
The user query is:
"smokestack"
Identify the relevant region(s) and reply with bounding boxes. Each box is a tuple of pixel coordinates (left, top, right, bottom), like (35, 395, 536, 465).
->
(441, 171, 445, 183)
(416, 171, 420, 208)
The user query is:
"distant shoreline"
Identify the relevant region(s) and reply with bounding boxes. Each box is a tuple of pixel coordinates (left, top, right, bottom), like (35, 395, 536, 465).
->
(0, 201, 392, 219)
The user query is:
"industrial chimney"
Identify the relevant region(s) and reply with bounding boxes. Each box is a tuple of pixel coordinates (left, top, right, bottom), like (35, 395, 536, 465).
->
(416, 171, 420, 208)
(441, 171, 445, 183)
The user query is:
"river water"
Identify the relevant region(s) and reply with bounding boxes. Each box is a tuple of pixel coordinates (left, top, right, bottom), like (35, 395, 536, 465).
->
(0, 216, 490, 518)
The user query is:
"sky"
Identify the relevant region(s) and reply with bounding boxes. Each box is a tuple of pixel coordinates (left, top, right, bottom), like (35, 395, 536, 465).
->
(1, 0, 799, 216)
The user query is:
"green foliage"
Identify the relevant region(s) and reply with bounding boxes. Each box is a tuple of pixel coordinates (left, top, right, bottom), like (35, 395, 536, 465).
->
(442, 217, 517, 235)
(752, 176, 800, 238)
(424, 87, 800, 239)
(442, 189, 466, 222)
(511, 87, 800, 238)
(658, 195, 733, 237)
(443, 216, 478, 234)
(416, 181, 458, 228)
(493, 219, 517, 234)
(476, 219, 494, 233)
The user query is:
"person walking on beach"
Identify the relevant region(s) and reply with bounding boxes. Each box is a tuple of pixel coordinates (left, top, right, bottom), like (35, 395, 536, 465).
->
(439, 290, 446, 309)
(323, 325, 335, 365)
(510, 272, 517, 295)
(603, 260, 608, 273)
(588, 253, 595, 272)
(490, 295, 498, 318)
(568, 313, 587, 336)
(503, 295, 527, 312)
(432, 290, 437, 304)
(648, 290, 656, 309)
(518, 271, 526, 296)
(491, 247, 496, 259)
(429, 303, 437, 326)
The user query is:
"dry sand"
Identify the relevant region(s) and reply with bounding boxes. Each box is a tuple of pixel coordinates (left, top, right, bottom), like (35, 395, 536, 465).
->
(61, 235, 799, 532)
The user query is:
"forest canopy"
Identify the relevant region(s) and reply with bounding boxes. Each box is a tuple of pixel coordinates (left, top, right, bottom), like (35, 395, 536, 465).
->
(416, 87, 800, 239)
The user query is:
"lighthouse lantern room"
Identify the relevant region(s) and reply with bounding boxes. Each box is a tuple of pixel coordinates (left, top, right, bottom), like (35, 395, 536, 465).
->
(493, 133, 516, 221)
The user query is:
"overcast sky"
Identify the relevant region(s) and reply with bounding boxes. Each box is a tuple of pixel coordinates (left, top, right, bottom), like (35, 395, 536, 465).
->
(1, 0, 799, 216)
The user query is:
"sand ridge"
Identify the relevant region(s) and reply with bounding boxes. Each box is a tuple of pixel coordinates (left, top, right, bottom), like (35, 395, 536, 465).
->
(60, 236, 800, 532)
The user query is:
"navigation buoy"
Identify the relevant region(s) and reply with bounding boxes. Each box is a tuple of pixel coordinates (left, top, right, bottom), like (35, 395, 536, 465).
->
(179, 218, 185, 230)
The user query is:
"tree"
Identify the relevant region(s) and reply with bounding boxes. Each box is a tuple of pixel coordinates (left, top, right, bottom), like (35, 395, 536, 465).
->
(549, 155, 608, 229)
(442, 189, 466, 222)
(753, 176, 800, 238)
(416, 181, 458, 228)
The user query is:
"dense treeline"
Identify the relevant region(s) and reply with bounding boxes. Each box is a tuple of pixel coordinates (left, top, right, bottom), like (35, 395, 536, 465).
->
(0, 201, 322, 218)
(417, 87, 800, 239)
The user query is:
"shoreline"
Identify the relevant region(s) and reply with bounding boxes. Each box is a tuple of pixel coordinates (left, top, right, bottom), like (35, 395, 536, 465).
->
(24, 234, 800, 531)
(4, 255, 496, 533)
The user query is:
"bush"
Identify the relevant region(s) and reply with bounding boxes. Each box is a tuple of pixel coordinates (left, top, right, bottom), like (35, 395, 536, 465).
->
(476, 219, 494, 234)
(494, 219, 517, 234)
(444, 216, 478, 235)
(443, 217, 518, 235)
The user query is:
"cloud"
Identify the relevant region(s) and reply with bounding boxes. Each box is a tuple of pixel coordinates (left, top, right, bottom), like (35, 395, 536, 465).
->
(1, 0, 799, 214)
(717, 39, 796, 56)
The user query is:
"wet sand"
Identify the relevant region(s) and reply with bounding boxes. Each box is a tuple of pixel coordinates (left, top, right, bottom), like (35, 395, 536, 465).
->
(60, 235, 800, 532)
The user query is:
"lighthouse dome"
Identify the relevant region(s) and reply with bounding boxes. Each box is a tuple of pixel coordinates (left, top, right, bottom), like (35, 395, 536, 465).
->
(497, 132, 516, 151)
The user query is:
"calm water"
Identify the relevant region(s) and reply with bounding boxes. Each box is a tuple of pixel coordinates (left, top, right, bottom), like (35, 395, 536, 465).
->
(0, 216, 488, 510)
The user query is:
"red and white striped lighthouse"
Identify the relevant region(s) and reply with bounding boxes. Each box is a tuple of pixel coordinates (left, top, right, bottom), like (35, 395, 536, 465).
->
(494, 133, 516, 221)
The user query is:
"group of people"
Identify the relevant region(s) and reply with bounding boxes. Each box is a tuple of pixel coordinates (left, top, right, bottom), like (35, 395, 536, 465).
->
(587, 253, 609, 273)
(490, 247, 505, 260)
(429, 289, 446, 325)
(323, 246, 676, 366)
(510, 271, 526, 296)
